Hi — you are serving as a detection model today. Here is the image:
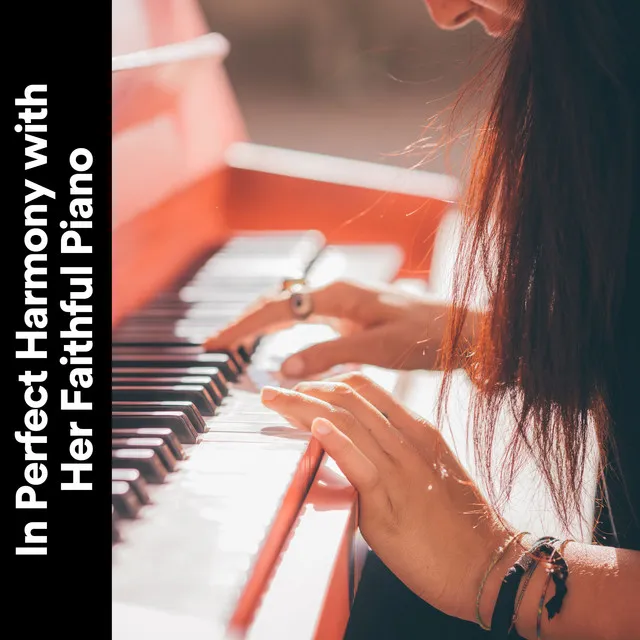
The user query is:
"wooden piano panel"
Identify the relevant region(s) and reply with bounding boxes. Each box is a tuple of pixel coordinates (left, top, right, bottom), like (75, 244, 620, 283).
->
(222, 144, 457, 276)
(113, 0, 209, 56)
(112, 0, 247, 327)
(112, 1, 459, 637)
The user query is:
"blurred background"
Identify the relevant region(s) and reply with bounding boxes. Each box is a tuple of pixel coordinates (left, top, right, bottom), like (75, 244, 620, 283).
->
(197, 0, 494, 179)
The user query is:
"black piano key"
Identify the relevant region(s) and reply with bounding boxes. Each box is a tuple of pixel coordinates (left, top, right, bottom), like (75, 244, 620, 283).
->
(112, 401, 206, 433)
(113, 327, 200, 338)
(111, 353, 238, 382)
(111, 376, 223, 405)
(237, 344, 252, 363)
(117, 317, 240, 332)
(112, 386, 217, 417)
(121, 308, 191, 319)
(111, 428, 185, 460)
(119, 344, 247, 372)
(118, 311, 237, 322)
(112, 480, 142, 518)
(112, 345, 206, 355)
(112, 449, 167, 484)
(111, 468, 150, 505)
(208, 349, 244, 371)
(112, 411, 198, 444)
(112, 334, 195, 345)
(112, 328, 220, 344)
(112, 437, 177, 472)
(111, 367, 228, 397)
(112, 349, 240, 382)
(113, 339, 201, 347)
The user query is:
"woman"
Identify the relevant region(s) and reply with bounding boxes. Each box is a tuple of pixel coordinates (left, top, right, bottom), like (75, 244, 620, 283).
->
(206, 1, 640, 638)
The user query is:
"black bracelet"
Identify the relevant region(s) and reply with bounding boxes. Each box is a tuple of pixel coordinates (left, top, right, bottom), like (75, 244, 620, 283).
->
(545, 547, 570, 620)
(526, 539, 570, 620)
(534, 538, 571, 638)
(491, 537, 559, 639)
(490, 556, 534, 638)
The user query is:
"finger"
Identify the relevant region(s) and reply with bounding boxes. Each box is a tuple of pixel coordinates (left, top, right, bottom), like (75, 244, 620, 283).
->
(291, 380, 404, 461)
(282, 319, 435, 376)
(203, 292, 293, 350)
(323, 372, 439, 451)
(280, 325, 397, 377)
(325, 374, 462, 485)
(311, 418, 380, 493)
(261, 385, 391, 469)
(203, 280, 378, 351)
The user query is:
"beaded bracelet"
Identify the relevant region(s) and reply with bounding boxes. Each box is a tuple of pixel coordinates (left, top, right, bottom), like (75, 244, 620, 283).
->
(475, 531, 530, 631)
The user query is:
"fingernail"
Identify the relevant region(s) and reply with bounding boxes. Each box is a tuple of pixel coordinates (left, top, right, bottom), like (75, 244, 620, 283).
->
(282, 356, 305, 377)
(312, 418, 333, 436)
(261, 386, 280, 402)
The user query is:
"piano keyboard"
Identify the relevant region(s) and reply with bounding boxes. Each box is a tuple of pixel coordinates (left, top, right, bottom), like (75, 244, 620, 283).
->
(111, 232, 403, 639)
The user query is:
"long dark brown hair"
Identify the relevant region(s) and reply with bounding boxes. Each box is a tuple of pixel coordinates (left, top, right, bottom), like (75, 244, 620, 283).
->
(438, 0, 640, 531)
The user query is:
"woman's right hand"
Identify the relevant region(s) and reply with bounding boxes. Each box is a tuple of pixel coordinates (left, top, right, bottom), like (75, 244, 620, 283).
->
(204, 280, 462, 377)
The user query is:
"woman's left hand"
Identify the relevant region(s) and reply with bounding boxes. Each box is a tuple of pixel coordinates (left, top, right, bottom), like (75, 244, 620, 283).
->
(261, 373, 513, 623)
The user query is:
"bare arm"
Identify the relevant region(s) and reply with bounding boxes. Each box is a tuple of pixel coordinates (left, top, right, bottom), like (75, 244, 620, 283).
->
(480, 541, 640, 640)
(260, 374, 640, 639)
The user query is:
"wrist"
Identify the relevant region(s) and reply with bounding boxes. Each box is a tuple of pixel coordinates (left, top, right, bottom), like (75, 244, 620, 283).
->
(477, 530, 530, 628)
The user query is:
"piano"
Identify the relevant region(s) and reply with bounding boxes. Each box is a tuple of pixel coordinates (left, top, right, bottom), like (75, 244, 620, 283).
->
(109, 1, 488, 639)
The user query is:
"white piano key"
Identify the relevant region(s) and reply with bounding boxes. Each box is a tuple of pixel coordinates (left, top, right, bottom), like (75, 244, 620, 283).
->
(113, 238, 405, 638)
